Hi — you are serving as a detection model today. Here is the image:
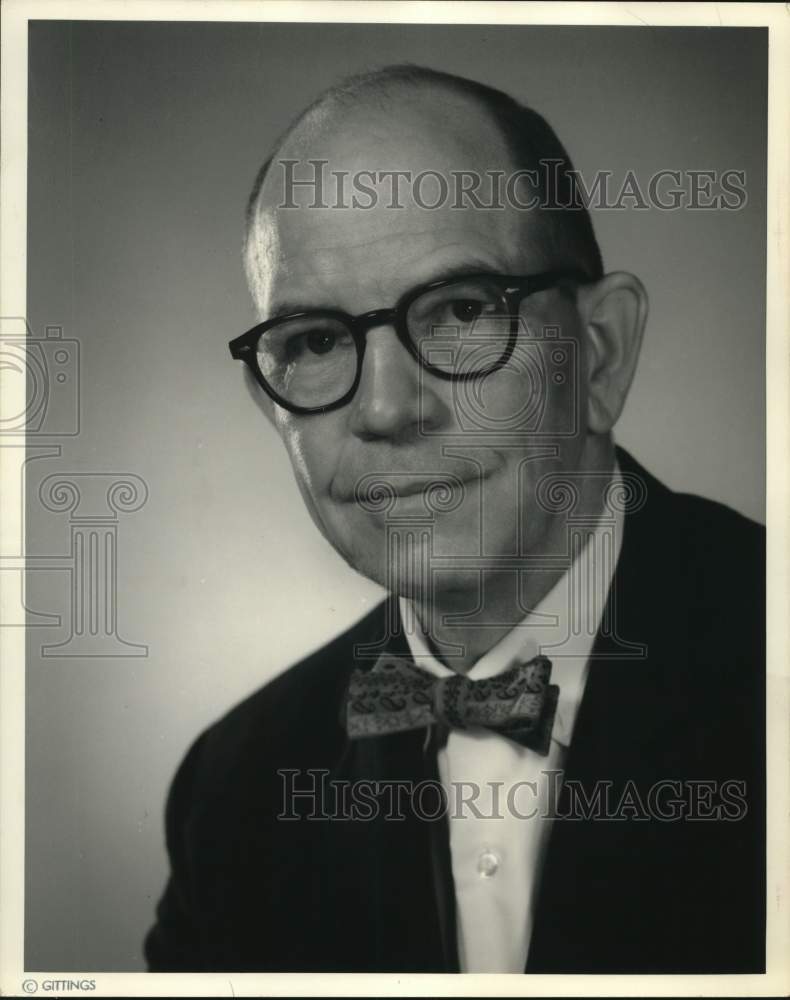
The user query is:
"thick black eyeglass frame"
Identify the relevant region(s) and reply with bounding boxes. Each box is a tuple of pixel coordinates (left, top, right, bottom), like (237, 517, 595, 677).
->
(228, 268, 588, 415)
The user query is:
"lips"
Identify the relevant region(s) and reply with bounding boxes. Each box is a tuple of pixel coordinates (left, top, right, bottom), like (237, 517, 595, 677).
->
(331, 469, 492, 518)
(364, 475, 467, 500)
(330, 457, 499, 506)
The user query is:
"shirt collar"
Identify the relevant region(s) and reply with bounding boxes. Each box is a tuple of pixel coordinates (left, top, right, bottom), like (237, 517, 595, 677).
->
(400, 460, 625, 747)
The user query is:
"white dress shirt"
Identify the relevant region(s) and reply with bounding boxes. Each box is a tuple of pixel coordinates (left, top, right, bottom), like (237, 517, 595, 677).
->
(399, 465, 624, 972)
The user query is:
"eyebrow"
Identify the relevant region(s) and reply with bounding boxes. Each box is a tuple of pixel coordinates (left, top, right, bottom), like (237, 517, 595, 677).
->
(266, 258, 509, 320)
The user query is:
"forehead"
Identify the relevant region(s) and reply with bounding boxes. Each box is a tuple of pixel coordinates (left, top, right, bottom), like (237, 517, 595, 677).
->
(249, 91, 549, 313)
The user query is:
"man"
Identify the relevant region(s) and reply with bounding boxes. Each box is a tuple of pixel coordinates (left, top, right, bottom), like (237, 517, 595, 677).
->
(145, 65, 764, 973)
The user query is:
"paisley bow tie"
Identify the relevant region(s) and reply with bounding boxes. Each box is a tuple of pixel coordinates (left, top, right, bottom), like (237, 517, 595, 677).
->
(344, 652, 559, 755)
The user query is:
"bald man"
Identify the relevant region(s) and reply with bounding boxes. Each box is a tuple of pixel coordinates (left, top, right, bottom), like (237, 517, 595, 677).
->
(145, 66, 764, 974)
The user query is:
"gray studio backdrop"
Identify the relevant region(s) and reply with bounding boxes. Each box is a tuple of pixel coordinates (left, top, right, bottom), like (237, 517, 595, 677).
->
(25, 21, 766, 970)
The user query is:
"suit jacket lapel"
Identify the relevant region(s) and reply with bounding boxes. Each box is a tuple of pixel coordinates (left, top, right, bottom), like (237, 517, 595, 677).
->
(526, 447, 698, 971)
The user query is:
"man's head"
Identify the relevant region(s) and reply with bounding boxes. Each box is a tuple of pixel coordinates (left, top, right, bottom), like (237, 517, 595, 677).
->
(239, 65, 647, 604)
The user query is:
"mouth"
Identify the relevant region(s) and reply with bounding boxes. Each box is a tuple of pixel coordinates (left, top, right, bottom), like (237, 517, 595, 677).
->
(329, 452, 503, 508)
(389, 476, 465, 498)
(347, 470, 490, 513)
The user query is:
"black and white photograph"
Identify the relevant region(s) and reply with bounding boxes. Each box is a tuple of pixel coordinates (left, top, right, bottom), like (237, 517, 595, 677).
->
(1, 1, 788, 995)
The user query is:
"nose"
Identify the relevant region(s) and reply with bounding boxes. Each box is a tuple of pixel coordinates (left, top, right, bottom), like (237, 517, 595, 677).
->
(347, 323, 445, 440)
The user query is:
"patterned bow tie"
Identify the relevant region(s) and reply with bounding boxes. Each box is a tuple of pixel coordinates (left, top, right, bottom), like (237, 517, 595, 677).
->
(344, 653, 559, 755)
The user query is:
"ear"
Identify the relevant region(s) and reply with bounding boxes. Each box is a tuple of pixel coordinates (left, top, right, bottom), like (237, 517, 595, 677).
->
(576, 272, 648, 434)
(242, 364, 278, 427)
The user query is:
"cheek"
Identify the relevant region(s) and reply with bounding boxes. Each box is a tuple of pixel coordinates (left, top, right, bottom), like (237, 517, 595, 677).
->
(498, 309, 587, 437)
(276, 412, 342, 498)
(463, 350, 581, 439)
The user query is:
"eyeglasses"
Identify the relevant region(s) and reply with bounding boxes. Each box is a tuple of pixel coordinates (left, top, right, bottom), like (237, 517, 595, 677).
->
(228, 269, 587, 415)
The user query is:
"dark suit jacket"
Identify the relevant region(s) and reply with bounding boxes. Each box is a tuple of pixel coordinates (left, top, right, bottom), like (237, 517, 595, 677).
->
(144, 448, 765, 973)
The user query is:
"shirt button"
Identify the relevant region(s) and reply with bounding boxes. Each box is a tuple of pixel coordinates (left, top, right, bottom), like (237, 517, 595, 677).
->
(477, 849, 501, 878)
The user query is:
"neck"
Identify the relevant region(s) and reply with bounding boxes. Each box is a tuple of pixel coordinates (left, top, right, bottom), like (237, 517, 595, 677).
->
(407, 436, 617, 674)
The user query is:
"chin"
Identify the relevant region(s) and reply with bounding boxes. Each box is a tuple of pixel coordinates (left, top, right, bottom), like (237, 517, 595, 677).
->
(337, 511, 511, 602)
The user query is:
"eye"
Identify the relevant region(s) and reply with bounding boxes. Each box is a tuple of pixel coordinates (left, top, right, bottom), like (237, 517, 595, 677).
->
(450, 299, 485, 323)
(281, 325, 352, 363)
(305, 330, 337, 355)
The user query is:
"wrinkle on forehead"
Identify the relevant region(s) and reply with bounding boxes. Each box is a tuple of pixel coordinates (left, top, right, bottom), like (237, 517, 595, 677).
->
(255, 215, 528, 314)
(250, 204, 543, 315)
(269, 225, 512, 270)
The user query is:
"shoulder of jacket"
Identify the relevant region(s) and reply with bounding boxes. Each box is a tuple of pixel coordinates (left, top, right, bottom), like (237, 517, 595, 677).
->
(180, 601, 389, 779)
